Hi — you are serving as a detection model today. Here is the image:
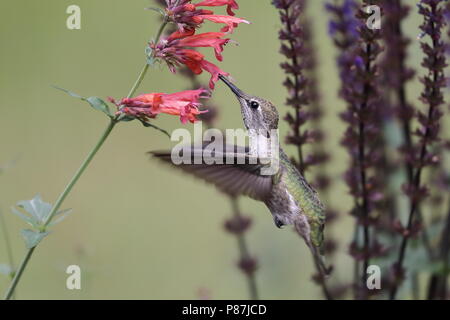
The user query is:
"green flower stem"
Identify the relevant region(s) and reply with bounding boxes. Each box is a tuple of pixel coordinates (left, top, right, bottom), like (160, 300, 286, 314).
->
(0, 211, 16, 298)
(4, 247, 34, 300)
(125, 19, 168, 100)
(43, 119, 116, 228)
(230, 198, 259, 300)
(3, 16, 170, 300)
(4, 119, 116, 300)
(0, 211, 15, 273)
(126, 64, 150, 99)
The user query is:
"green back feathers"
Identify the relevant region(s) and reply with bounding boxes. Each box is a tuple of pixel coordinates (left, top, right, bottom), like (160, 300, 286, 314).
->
(279, 150, 326, 247)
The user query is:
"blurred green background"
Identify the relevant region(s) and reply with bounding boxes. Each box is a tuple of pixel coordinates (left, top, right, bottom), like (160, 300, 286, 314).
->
(0, 0, 432, 299)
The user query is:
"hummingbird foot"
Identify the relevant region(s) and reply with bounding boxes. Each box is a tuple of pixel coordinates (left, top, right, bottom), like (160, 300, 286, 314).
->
(273, 216, 285, 228)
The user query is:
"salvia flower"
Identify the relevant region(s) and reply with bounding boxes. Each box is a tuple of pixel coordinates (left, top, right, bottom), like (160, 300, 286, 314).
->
(378, 1, 415, 241)
(389, 0, 448, 299)
(273, 0, 311, 174)
(328, 0, 386, 298)
(163, 0, 248, 34)
(326, 0, 359, 40)
(113, 89, 209, 124)
(151, 31, 231, 88)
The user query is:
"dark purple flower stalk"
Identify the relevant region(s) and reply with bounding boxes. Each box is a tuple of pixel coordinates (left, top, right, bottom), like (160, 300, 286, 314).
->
(224, 197, 259, 300)
(300, 2, 343, 292)
(154, 2, 256, 298)
(177, 68, 256, 298)
(328, 0, 385, 298)
(181, 69, 259, 300)
(273, 0, 318, 176)
(381, 0, 415, 181)
(301, 10, 332, 176)
(389, 0, 448, 300)
(175, 46, 255, 298)
(427, 193, 450, 300)
(426, 2, 450, 300)
(273, 0, 334, 300)
(326, 0, 361, 298)
(379, 0, 416, 295)
(381, 1, 441, 298)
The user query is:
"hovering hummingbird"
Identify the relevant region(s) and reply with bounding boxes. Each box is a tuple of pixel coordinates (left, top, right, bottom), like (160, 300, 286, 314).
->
(151, 75, 328, 274)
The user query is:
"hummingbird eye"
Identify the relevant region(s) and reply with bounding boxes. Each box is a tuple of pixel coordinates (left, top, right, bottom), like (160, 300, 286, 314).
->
(249, 100, 259, 109)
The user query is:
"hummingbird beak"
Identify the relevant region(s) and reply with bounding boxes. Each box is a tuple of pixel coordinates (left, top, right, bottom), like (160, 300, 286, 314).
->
(219, 75, 244, 98)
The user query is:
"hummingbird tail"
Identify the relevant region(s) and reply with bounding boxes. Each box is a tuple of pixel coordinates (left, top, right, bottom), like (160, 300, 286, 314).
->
(293, 215, 330, 278)
(310, 245, 332, 279)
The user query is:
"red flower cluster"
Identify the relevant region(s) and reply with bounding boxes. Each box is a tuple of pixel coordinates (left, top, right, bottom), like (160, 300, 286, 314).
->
(164, 0, 243, 32)
(116, 0, 248, 124)
(152, 31, 232, 89)
(153, 0, 249, 89)
(112, 89, 209, 124)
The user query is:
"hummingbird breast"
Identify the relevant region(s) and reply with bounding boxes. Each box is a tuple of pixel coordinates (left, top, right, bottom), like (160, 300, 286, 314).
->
(264, 178, 303, 228)
(263, 149, 326, 248)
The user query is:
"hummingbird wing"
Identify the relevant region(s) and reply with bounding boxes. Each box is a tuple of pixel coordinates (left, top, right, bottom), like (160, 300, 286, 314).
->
(150, 145, 273, 201)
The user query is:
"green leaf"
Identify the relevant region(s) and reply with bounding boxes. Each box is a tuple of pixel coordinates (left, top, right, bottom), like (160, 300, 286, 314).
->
(0, 263, 13, 276)
(53, 86, 113, 118)
(17, 194, 52, 224)
(21, 229, 50, 249)
(147, 56, 155, 66)
(145, 6, 165, 16)
(11, 207, 38, 228)
(12, 195, 71, 228)
(52, 86, 83, 99)
(139, 120, 170, 138)
(146, 47, 156, 66)
(49, 208, 72, 226)
(84, 97, 112, 117)
(119, 115, 135, 122)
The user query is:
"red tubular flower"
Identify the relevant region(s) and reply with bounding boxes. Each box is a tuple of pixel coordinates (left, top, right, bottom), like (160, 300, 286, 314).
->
(163, 0, 248, 33)
(195, 0, 239, 16)
(116, 89, 209, 124)
(192, 14, 249, 33)
(152, 31, 230, 88)
(199, 59, 227, 89)
(177, 32, 231, 60)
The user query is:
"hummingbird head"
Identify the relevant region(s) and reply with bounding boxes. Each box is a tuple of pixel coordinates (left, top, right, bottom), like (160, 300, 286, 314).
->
(219, 75, 279, 132)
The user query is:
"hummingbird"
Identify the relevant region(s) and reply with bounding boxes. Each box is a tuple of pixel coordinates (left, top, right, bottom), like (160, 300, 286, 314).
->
(151, 75, 328, 274)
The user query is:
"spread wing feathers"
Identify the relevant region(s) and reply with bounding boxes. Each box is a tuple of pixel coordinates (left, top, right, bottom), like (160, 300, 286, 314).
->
(150, 146, 273, 200)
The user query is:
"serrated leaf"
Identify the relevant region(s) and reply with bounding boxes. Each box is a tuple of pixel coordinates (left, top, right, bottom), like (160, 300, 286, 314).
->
(139, 120, 170, 138)
(0, 263, 13, 276)
(84, 97, 112, 117)
(17, 194, 52, 223)
(21, 229, 50, 249)
(11, 207, 38, 228)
